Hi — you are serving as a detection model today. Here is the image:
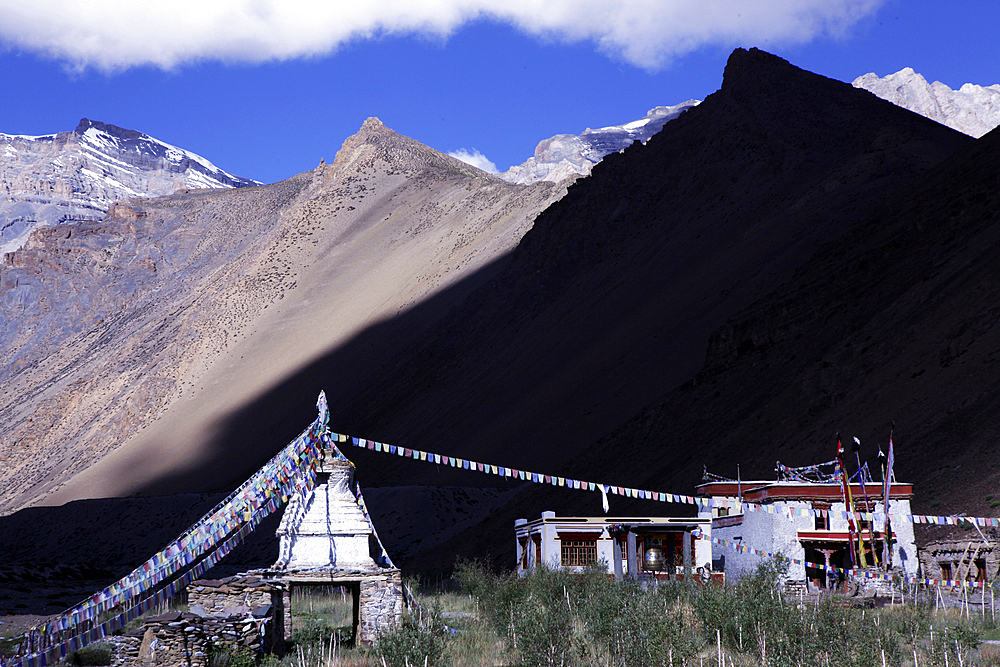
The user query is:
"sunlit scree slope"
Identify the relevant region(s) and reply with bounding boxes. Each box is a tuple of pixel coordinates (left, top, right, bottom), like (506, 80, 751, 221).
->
(0, 118, 567, 513)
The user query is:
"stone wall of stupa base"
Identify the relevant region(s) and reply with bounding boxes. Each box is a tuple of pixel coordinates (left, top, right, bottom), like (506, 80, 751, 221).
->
(359, 571, 404, 644)
(109, 569, 403, 666)
(186, 574, 285, 643)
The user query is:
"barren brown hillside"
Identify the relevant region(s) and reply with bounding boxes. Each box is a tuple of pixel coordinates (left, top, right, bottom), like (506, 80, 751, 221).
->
(0, 119, 567, 513)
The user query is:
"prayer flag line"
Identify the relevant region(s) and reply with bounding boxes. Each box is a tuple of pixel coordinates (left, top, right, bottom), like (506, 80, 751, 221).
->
(337, 431, 1000, 527)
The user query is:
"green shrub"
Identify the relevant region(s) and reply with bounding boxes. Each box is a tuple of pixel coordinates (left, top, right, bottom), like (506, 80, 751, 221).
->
(457, 559, 701, 667)
(692, 557, 790, 661)
(288, 617, 337, 647)
(691, 559, 904, 667)
(454, 559, 528, 645)
(209, 642, 257, 667)
(375, 605, 449, 667)
(881, 600, 933, 646)
(578, 575, 699, 667)
(71, 643, 114, 666)
(929, 622, 980, 666)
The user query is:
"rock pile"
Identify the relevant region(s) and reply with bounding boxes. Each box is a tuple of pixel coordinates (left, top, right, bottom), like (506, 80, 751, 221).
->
(135, 608, 273, 667)
(128, 576, 283, 667)
(97, 634, 144, 667)
(187, 575, 283, 621)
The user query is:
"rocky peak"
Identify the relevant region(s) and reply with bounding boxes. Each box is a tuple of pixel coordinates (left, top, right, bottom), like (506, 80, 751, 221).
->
(717, 47, 851, 112)
(75, 118, 142, 141)
(501, 100, 699, 185)
(328, 117, 503, 182)
(0, 119, 258, 254)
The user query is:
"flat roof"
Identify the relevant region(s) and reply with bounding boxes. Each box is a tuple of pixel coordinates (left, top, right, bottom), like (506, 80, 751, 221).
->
(695, 480, 912, 502)
(516, 516, 710, 529)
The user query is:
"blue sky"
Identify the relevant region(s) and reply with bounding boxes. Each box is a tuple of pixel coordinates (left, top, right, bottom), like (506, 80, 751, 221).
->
(1, 0, 997, 185)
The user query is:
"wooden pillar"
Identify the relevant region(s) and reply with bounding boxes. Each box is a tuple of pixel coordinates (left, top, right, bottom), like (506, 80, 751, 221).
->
(667, 533, 676, 573)
(683, 530, 692, 581)
(613, 538, 623, 581)
(626, 530, 638, 579)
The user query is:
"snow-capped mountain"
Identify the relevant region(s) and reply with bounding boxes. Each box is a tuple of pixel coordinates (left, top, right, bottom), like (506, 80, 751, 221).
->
(501, 101, 700, 185)
(853, 68, 1000, 138)
(1, 119, 259, 254)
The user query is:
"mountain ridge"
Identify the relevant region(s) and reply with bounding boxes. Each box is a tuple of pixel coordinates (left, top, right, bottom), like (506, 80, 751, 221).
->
(2, 48, 997, 595)
(190, 48, 970, 496)
(0, 118, 258, 254)
(853, 67, 1000, 138)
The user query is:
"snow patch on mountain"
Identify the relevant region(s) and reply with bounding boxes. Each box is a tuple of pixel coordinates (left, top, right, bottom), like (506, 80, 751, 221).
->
(1, 119, 259, 255)
(853, 68, 1000, 138)
(501, 100, 700, 185)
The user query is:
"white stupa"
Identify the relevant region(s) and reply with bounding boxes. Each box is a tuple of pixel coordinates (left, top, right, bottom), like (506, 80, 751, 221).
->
(274, 448, 379, 571)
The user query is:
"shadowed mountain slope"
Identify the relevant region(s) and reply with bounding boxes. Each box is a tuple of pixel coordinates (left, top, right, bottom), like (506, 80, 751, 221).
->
(377, 122, 1000, 577)
(186, 48, 997, 576)
(222, 48, 968, 487)
(586, 120, 1000, 514)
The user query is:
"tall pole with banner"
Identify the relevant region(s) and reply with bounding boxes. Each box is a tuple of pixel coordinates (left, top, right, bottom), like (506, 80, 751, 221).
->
(853, 437, 878, 566)
(837, 433, 860, 568)
(882, 422, 896, 569)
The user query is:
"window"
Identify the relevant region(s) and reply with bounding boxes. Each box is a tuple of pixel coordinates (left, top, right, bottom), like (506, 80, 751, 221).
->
(813, 503, 830, 530)
(561, 539, 597, 567)
(855, 502, 872, 531)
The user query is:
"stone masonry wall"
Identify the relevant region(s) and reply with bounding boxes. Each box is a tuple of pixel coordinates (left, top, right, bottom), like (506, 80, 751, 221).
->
(127, 605, 276, 667)
(920, 539, 1000, 582)
(359, 571, 404, 645)
(187, 575, 278, 612)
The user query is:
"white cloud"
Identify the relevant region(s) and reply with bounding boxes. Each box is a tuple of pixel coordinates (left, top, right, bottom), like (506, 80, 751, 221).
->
(448, 148, 499, 174)
(0, 0, 884, 71)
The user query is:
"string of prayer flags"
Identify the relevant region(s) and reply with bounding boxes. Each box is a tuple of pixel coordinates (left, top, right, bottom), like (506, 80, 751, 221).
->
(337, 427, 1000, 529)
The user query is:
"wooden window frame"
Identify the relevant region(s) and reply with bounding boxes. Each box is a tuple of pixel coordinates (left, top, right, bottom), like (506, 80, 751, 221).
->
(560, 536, 598, 567)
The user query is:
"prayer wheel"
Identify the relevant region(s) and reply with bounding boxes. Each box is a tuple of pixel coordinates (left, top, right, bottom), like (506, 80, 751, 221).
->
(643, 546, 665, 571)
